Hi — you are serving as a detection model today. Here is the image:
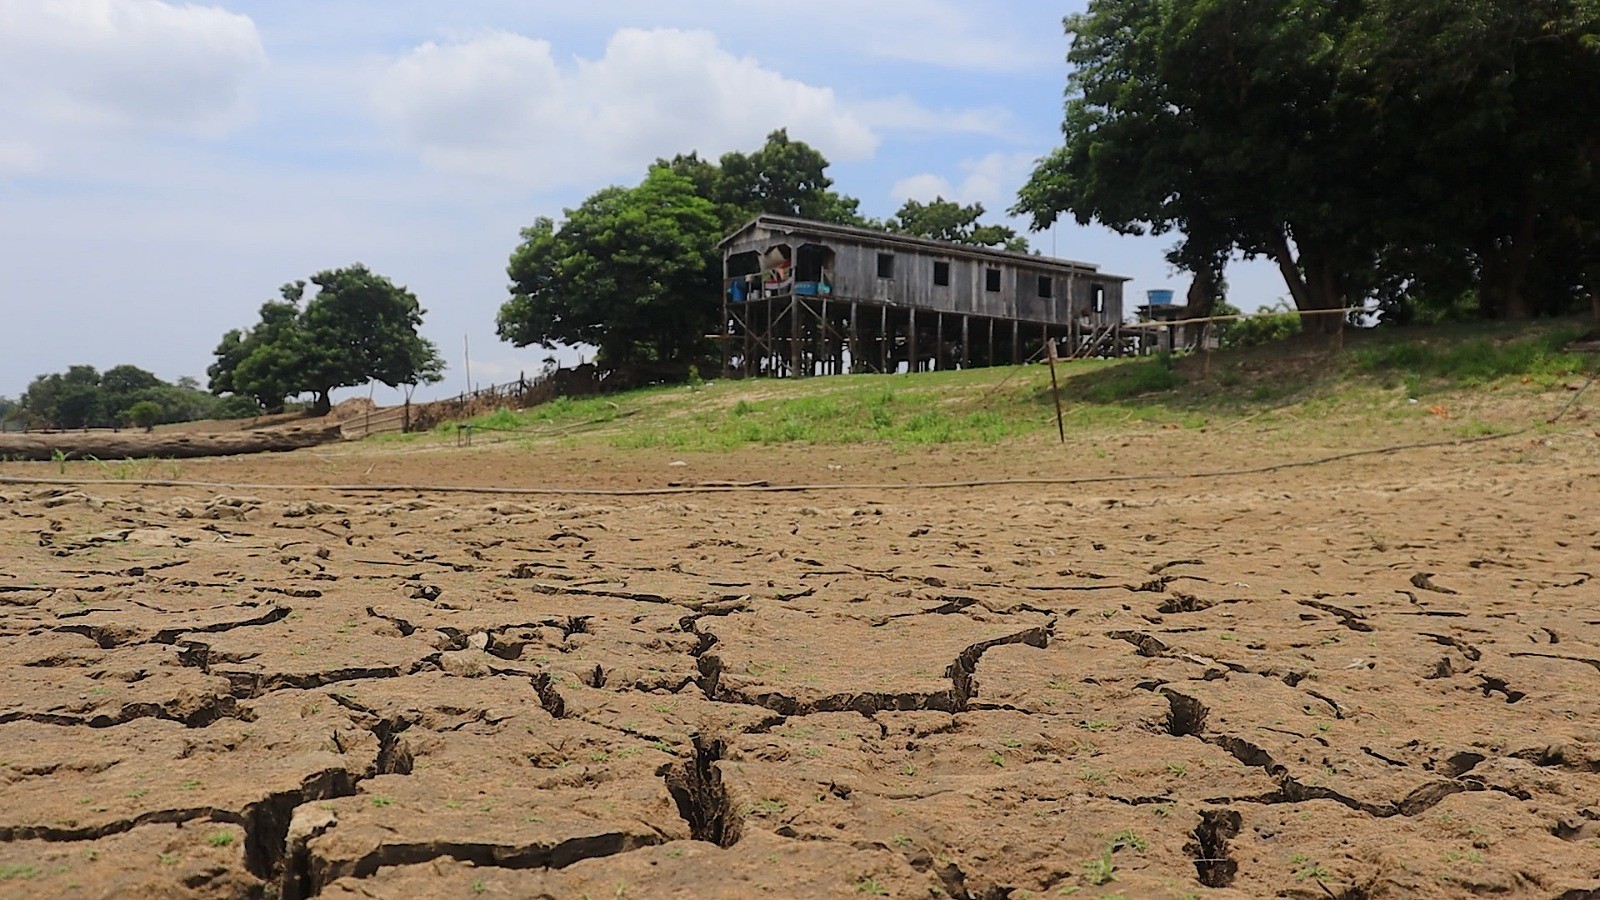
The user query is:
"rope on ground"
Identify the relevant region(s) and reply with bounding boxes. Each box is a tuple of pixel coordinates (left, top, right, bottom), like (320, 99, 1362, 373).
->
(0, 427, 1540, 498)
(1548, 369, 1599, 424)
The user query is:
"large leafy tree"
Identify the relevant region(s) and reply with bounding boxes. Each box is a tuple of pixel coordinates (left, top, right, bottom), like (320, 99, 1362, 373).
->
(1017, 0, 1600, 326)
(209, 265, 445, 414)
(887, 197, 1028, 252)
(1353, 0, 1600, 319)
(298, 266, 445, 412)
(499, 167, 722, 372)
(1016, 0, 1384, 330)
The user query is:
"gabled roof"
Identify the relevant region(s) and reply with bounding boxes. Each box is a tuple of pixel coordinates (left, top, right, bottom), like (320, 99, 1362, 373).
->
(717, 214, 1127, 280)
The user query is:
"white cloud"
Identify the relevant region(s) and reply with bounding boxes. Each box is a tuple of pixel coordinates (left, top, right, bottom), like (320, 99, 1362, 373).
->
(849, 96, 1013, 137)
(890, 151, 1038, 210)
(0, 0, 266, 135)
(828, 0, 1056, 73)
(373, 28, 882, 188)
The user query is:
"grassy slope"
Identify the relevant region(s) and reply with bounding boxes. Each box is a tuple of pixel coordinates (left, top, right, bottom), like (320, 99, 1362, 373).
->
(404, 318, 1596, 453)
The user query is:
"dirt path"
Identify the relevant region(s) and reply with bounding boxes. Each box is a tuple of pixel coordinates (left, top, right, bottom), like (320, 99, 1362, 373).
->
(1, 425, 1597, 898)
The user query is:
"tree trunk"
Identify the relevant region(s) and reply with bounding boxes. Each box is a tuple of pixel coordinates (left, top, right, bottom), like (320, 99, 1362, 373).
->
(1478, 195, 1539, 319)
(312, 390, 332, 416)
(1182, 263, 1222, 319)
(0, 424, 343, 461)
(1268, 228, 1343, 334)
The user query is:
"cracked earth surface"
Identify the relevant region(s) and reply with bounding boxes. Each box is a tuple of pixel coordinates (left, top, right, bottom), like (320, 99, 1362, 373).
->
(1, 431, 1598, 898)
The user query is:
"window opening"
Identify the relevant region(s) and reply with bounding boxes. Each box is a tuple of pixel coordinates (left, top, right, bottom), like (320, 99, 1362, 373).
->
(933, 260, 951, 286)
(985, 268, 1002, 292)
(1037, 276, 1053, 298)
(877, 253, 895, 278)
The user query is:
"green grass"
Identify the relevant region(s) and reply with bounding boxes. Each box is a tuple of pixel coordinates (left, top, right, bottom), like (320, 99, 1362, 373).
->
(1346, 324, 1591, 391)
(407, 316, 1594, 452)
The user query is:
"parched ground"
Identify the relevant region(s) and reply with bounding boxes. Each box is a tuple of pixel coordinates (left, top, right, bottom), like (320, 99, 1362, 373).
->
(1, 406, 1597, 899)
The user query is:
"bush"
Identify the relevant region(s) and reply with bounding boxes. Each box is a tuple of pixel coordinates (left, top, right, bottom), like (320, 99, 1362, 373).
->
(125, 400, 163, 432)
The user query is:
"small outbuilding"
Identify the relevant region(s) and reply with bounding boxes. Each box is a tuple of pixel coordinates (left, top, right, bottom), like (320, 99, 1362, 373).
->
(718, 215, 1132, 377)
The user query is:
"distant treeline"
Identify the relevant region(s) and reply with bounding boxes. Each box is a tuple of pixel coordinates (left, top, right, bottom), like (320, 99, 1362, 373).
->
(5, 365, 260, 431)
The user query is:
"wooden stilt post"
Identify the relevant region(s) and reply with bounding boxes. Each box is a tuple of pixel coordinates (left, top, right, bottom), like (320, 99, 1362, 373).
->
(819, 297, 829, 376)
(880, 304, 889, 373)
(936, 312, 945, 371)
(849, 302, 859, 374)
(1012, 320, 1021, 365)
(961, 315, 970, 370)
(909, 307, 919, 373)
(988, 318, 995, 368)
(790, 297, 802, 377)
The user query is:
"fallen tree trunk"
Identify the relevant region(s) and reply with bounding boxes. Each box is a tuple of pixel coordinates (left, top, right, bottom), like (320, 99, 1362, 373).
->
(0, 425, 343, 462)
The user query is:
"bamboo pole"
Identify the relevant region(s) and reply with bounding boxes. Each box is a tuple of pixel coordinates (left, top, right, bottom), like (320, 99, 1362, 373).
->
(1046, 339, 1065, 445)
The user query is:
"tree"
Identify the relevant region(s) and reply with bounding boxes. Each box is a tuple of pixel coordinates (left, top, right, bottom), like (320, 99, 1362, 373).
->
(1352, 0, 1600, 319)
(21, 365, 103, 429)
(208, 293, 305, 414)
(0, 396, 19, 431)
(1016, 0, 1600, 327)
(499, 167, 723, 373)
(887, 197, 1028, 251)
(99, 364, 163, 425)
(126, 400, 163, 433)
(210, 266, 444, 414)
(1016, 0, 1389, 331)
(711, 129, 865, 227)
(298, 266, 445, 413)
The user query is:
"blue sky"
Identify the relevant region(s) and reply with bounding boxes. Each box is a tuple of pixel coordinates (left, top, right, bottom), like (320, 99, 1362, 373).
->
(0, 0, 1285, 403)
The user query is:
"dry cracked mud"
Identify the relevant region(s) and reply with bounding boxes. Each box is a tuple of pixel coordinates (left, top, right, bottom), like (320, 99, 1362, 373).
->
(1, 427, 1598, 898)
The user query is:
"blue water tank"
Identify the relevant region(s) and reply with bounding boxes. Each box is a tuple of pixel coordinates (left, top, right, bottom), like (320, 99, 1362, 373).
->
(1147, 289, 1175, 305)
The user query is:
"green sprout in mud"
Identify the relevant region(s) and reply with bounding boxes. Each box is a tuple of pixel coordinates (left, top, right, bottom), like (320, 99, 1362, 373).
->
(856, 876, 889, 895)
(1109, 829, 1147, 852)
(0, 865, 37, 881)
(207, 831, 235, 847)
(1291, 854, 1330, 881)
(1077, 720, 1110, 732)
(1001, 738, 1023, 748)
(750, 799, 786, 816)
(988, 750, 1006, 767)
(1082, 849, 1117, 885)
(1166, 762, 1188, 777)
(369, 796, 395, 808)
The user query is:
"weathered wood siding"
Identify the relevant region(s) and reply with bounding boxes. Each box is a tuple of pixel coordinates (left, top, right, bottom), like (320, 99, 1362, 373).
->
(723, 219, 1126, 328)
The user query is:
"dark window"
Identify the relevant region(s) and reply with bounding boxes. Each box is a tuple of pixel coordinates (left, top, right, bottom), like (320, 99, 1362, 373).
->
(877, 253, 895, 278)
(1092, 284, 1106, 313)
(985, 268, 1002, 292)
(933, 261, 951, 286)
(1037, 275, 1053, 298)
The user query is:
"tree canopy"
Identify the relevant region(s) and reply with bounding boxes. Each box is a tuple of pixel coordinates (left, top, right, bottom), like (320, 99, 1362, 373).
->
(1015, 0, 1600, 325)
(209, 264, 445, 414)
(887, 197, 1028, 252)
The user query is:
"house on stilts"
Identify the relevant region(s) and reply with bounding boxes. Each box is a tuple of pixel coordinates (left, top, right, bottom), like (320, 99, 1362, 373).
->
(718, 215, 1131, 377)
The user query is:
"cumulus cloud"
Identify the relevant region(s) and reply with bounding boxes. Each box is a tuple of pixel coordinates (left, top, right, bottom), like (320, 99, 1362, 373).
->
(890, 151, 1039, 210)
(0, 0, 266, 134)
(372, 28, 882, 188)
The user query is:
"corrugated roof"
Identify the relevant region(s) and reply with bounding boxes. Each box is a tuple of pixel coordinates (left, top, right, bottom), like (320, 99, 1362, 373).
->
(717, 214, 1127, 280)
